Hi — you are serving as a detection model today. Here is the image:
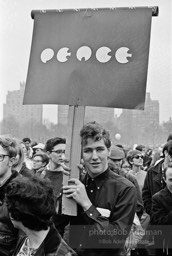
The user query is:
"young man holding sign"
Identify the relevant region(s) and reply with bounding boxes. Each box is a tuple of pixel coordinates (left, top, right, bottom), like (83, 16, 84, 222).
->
(63, 121, 136, 256)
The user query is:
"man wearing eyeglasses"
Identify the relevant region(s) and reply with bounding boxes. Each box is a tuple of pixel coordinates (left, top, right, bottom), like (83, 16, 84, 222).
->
(0, 137, 19, 256)
(32, 151, 49, 175)
(43, 137, 68, 236)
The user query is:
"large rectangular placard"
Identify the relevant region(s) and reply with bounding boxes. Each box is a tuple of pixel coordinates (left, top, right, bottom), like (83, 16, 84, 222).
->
(24, 7, 154, 109)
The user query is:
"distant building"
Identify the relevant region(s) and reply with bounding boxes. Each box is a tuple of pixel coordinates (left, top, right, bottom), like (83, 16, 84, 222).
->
(118, 92, 159, 145)
(57, 105, 115, 125)
(85, 106, 115, 124)
(3, 82, 43, 125)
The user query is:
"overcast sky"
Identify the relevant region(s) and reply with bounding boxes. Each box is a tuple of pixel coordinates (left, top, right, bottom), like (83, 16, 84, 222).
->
(0, 0, 171, 124)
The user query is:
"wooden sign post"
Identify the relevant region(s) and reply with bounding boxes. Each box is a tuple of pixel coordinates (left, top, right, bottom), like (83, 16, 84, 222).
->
(62, 105, 85, 215)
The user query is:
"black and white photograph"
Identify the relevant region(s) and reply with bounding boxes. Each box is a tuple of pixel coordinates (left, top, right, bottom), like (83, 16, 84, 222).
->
(0, 0, 172, 255)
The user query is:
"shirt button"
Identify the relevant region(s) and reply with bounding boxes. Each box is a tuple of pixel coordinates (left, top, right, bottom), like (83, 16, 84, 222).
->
(90, 213, 93, 216)
(97, 187, 100, 189)
(90, 190, 93, 193)
(79, 244, 82, 247)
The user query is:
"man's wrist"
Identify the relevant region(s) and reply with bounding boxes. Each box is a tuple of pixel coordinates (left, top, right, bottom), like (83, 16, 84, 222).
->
(82, 201, 92, 211)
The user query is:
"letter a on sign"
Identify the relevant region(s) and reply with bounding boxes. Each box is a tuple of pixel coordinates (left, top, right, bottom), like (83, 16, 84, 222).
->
(24, 7, 155, 110)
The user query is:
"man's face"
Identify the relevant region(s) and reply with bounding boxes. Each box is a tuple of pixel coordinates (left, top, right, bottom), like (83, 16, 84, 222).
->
(0, 145, 11, 179)
(165, 167, 172, 191)
(108, 158, 123, 173)
(82, 138, 110, 178)
(24, 141, 30, 150)
(49, 143, 66, 167)
(32, 155, 45, 171)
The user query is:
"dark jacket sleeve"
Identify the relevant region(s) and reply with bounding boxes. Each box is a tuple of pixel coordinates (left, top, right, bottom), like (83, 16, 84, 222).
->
(151, 193, 172, 225)
(126, 173, 144, 218)
(142, 168, 152, 215)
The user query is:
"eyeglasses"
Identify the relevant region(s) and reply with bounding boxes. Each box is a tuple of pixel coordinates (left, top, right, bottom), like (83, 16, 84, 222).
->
(0, 154, 9, 162)
(134, 155, 144, 159)
(51, 150, 65, 155)
(32, 160, 42, 163)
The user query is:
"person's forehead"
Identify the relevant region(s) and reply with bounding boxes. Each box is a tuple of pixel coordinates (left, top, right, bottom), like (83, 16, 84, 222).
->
(83, 138, 107, 148)
(53, 143, 66, 150)
(0, 145, 8, 155)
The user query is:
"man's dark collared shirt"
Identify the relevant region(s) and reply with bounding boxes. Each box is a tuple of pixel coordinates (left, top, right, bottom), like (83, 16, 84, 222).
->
(69, 168, 136, 256)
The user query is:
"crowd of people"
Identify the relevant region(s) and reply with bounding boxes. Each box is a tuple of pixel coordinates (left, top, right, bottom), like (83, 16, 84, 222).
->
(0, 122, 172, 256)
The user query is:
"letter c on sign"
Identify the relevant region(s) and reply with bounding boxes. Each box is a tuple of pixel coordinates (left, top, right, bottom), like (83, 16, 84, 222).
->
(96, 47, 112, 63)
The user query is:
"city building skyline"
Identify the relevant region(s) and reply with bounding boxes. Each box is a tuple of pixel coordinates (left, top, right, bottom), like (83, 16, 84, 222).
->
(1, 83, 171, 146)
(3, 82, 43, 125)
(118, 92, 160, 145)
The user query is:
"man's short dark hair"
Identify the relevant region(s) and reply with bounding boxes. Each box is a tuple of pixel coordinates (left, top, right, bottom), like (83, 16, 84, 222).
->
(5, 175, 55, 231)
(0, 137, 17, 158)
(23, 137, 31, 143)
(45, 137, 66, 152)
(80, 121, 111, 149)
(33, 152, 49, 166)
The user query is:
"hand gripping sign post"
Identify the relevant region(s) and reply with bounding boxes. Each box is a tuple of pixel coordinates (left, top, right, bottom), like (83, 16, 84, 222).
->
(23, 7, 158, 215)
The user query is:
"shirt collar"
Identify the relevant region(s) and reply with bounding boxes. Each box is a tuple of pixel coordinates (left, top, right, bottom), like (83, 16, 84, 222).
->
(85, 168, 110, 188)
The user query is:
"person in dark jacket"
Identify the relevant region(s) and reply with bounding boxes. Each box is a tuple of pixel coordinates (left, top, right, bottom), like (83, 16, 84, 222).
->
(142, 142, 172, 216)
(142, 141, 172, 255)
(108, 145, 144, 219)
(62, 121, 136, 256)
(0, 136, 19, 256)
(5, 175, 77, 256)
(150, 164, 172, 256)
